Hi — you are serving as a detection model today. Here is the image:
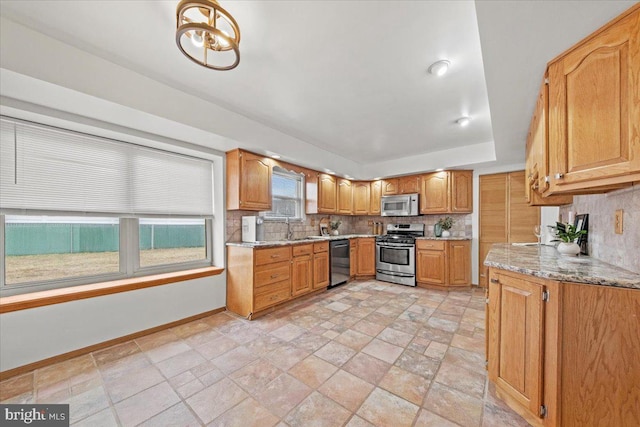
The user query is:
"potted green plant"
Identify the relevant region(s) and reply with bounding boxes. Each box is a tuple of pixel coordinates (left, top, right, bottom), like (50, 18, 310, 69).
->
(436, 216, 454, 237)
(329, 220, 342, 236)
(551, 222, 587, 256)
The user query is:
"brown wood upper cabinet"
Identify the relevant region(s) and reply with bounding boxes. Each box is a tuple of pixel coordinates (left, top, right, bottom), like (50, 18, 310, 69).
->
(545, 4, 640, 194)
(381, 176, 420, 196)
(525, 78, 573, 206)
(353, 181, 370, 215)
(369, 180, 382, 215)
(226, 149, 272, 211)
(420, 170, 473, 214)
(317, 173, 337, 213)
(336, 178, 353, 215)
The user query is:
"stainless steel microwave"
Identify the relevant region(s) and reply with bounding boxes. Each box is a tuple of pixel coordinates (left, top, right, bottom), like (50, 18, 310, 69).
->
(380, 194, 420, 216)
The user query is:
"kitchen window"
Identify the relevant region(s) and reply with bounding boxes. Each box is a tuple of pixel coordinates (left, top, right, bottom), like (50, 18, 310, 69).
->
(0, 117, 215, 296)
(263, 167, 305, 221)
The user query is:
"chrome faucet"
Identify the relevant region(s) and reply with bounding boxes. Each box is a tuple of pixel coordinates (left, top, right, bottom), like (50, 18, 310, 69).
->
(285, 217, 293, 240)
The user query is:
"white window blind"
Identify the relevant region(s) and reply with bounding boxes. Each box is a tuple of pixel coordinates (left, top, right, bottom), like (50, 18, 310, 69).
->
(0, 117, 213, 216)
(263, 167, 304, 220)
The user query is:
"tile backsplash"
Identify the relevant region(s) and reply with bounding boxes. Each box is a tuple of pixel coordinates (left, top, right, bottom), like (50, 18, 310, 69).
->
(226, 211, 472, 243)
(559, 185, 639, 273)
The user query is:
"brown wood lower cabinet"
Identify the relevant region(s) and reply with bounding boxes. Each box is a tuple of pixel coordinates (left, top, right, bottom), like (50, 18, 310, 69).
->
(487, 268, 640, 426)
(356, 237, 376, 278)
(227, 242, 330, 319)
(416, 240, 470, 289)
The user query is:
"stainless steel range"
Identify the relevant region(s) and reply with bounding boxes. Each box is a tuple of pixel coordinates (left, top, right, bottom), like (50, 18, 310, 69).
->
(375, 223, 425, 286)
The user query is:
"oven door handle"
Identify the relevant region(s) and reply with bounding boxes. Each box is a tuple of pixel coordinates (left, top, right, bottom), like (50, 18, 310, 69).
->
(376, 269, 414, 277)
(376, 243, 414, 248)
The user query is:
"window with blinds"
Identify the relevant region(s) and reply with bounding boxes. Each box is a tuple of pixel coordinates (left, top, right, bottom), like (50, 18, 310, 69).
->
(263, 167, 305, 220)
(0, 117, 215, 296)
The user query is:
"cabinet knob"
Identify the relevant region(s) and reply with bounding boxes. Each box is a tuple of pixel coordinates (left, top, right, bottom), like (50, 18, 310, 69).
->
(490, 278, 499, 284)
(271, 274, 279, 279)
(544, 176, 550, 183)
(554, 173, 564, 179)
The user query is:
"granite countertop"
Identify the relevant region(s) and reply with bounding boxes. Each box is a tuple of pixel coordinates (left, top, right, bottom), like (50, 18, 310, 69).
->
(226, 234, 378, 248)
(484, 243, 640, 290)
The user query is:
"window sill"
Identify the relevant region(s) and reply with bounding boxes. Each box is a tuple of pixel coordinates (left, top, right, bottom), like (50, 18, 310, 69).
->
(0, 266, 224, 314)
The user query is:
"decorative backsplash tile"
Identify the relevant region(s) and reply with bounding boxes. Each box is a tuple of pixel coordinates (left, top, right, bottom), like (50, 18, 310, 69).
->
(226, 211, 472, 243)
(559, 185, 639, 274)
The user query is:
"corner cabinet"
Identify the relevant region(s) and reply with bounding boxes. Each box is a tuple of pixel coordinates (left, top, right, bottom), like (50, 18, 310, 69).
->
(226, 149, 272, 211)
(420, 170, 473, 214)
(369, 180, 382, 215)
(416, 240, 470, 289)
(486, 267, 640, 427)
(546, 4, 640, 194)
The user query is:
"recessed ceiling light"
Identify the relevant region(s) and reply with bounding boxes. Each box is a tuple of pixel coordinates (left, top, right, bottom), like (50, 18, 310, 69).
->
(326, 169, 335, 174)
(435, 168, 444, 172)
(456, 116, 471, 127)
(271, 154, 281, 159)
(428, 60, 450, 77)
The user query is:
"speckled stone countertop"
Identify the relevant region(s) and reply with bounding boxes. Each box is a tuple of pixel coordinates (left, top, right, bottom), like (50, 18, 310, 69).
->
(226, 234, 378, 248)
(484, 244, 640, 289)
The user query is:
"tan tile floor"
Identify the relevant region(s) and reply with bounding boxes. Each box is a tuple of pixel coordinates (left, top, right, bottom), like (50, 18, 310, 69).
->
(0, 280, 531, 426)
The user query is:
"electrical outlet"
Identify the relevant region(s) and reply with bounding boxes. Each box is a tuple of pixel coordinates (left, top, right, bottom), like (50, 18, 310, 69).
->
(615, 209, 624, 234)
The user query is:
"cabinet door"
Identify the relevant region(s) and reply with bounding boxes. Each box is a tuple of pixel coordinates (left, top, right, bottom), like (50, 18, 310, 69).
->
(292, 255, 312, 296)
(488, 271, 543, 418)
(381, 178, 399, 196)
(399, 176, 420, 194)
(548, 9, 640, 192)
(369, 180, 382, 215)
(356, 238, 376, 276)
(448, 241, 470, 286)
(451, 171, 473, 213)
(337, 178, 353, 215)
(353, 182, 370, 215)
(420, 172, 450, 214)
(312, 251, 329, 289)
(416, 249, 446, 285)
(239, 151, 272, 211)
(318, 174, 337, 213)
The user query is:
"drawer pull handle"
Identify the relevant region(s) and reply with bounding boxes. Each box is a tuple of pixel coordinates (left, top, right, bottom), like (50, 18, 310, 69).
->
(270, 254, 280, 258)
(270, 274, 279, 279)
(490, 278, 499, 284)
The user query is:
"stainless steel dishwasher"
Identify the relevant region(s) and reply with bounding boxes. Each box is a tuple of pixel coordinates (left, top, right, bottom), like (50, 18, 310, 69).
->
(329, 239, 350, 287)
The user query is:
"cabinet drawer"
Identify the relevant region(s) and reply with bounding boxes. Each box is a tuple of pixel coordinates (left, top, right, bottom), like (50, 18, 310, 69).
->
(417, 240, 446, 251)
(255, 261, 290, 288)
(255, 247, 291, 266)
(293, 244, 313, 257)
(313, 241, 329, 253)
(254, 280, 290, 311)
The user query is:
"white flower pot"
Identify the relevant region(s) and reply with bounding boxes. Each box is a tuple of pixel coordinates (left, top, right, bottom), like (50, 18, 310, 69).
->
(557, 242, 580, 256)
(441, 230, 451, 237)
(331, 230, 339, 236)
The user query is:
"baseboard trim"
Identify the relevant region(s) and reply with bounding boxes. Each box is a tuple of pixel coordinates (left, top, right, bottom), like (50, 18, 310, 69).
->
(0, 306, 226, 381)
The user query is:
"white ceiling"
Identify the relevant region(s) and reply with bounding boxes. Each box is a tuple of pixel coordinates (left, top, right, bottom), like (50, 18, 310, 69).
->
(0, 0, 636, 178)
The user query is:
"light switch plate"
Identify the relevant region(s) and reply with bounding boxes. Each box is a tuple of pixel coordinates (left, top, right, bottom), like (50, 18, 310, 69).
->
(615, 209, 624, 234)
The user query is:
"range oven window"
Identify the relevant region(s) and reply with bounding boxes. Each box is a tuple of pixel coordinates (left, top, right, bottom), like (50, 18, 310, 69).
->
(380, 246, 410, 265)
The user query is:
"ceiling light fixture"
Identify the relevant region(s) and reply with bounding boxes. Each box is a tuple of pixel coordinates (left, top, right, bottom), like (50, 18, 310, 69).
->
(271, 154, 281, 159)
(428, 60, 450, 77)
(176, 0, 241, 71)
(456, 116, 471, 127)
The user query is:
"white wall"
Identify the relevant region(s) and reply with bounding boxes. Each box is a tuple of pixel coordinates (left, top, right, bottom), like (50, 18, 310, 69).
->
(0, 275, 226, 372)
